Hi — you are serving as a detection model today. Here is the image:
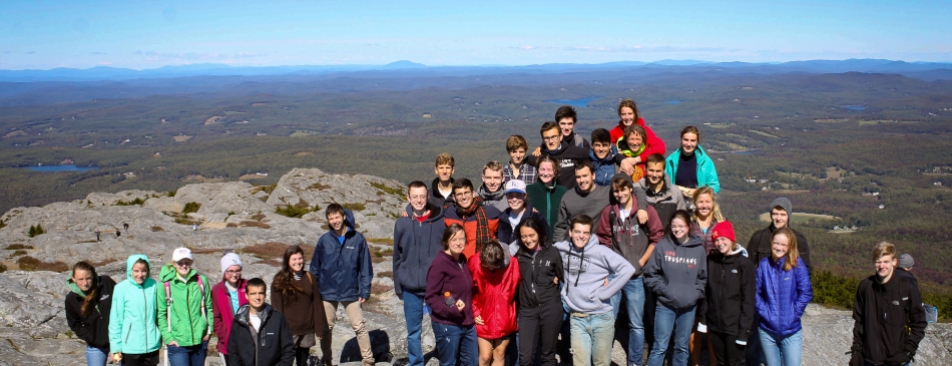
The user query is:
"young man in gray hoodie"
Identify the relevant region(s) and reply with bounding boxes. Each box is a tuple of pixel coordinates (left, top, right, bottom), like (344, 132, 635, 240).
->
(554, 161, 648, 242)
(555, 214, 635, 366)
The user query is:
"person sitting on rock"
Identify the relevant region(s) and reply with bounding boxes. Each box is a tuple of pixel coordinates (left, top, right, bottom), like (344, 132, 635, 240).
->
(272, 245, 327, 366)
(227, 278, 296, 366)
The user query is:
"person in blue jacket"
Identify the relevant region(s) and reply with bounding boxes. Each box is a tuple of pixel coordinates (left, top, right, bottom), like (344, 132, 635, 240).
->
(311, 204, 375, 366)
(665, 126, 720, 199)
(755, 227, 812, 366)
(589, 128, 619, 187)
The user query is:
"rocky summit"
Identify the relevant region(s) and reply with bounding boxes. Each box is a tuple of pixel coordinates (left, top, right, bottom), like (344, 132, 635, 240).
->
(0, 168, 949, 365)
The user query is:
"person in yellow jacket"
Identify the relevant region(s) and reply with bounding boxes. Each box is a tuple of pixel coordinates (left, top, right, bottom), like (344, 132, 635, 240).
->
(157, 247, 214, 366)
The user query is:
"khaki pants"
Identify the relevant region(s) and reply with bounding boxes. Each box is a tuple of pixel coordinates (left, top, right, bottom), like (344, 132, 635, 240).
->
(321, 300, 374, 364)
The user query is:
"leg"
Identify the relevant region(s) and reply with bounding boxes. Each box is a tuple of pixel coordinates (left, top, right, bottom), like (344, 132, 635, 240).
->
(321, 301, 339, 365)
(518, 309, 541, 366)
(478, 338, 496, 366)
(646, 305, 676, 366)
(672, 306, 697, 366)
(459, 325, 480, 366)
(433, 323, 463, 366)
(590, 312, 616, 366)
(295, 347, 311, 366)
(756, 328, 780, 366)
(538, 301, 563, 366)
(559, 299, 573, 366)
(689, 315, 702, 366)
(744, 315, 762, 366)
(189, 341, 208, 366)
(166, 344, 189, 366)
(491, 338, 511, 366)
(723, 333, 745, 366)
(708, 332, 726, 366)
(403, 292, 426, 366)
(625, 277, 647, 366)
(86, 345, 109, 366)
(778, 330, 802, 366)
(569, 315, 592, 366)
(343, 301, 375, 364)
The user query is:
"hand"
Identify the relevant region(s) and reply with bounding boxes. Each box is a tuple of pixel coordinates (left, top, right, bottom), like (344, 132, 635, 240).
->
(359, 297, 366, 303)
(636, 209, 648, 225)
(553, 277, 559, 284)
(400, 211, 409, 218)
(531, 146, 542, 157)
(111, 353, 122, 363)
(603, 278, 609, 287)
(168, 341, 179, 347)
(455, 299, 465, 312)
(203, 334, 210, 342)
(620, 159, 636, 175)
(697, 323, 708, 333)
(474, 315, 484, 325)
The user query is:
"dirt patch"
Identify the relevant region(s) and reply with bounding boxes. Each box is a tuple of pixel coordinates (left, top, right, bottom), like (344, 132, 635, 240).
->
(240, 220, 271, 229)
(294, 151, 317, 157)
(240, 242, 314, 262)
(173, 135, 192, 142)
(204, 116, 224, 125)
(17, 256, 69, 272)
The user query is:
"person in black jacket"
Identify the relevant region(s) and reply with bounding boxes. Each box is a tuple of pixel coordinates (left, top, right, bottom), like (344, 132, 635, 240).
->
(497, 179, 550, 246)
(697, 221, 755, 366)
(514, 216, 563, 366)
(850, 242, 927, 366)
(747, 197, 811, 272)
(228, 278, 295, 366)
(65, 261, 116, 366)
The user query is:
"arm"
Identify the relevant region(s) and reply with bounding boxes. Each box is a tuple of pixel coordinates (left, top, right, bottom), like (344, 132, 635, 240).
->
(642, 124, 666, 157)
(850, 281, 866, 355)
(596, 251, 635, 301)
(309, 240, 322, 278)
(392, 222, 405, 297)
(212, 287, 225, 340)
(311, 273, 328, 336)
(203, 277, 214, 338)
(697, 270, 708, 330)
(270, 283, 283, 313)
(646, 207, 664, 247)
(227, 323, 246, 366)
(468, 261, 482, 321)
(425, 264, 464, 321)
(695, 252, 708, 303)
(798, 234, 812, 274)
(642, 246, 665, 295)
(755, 265, 767, 318)
(639, 244, 655, 269)
(358, 238, 374, 300)
(701, 154, 721, 194)
(156, 282, 172, 344)
(739, 261, 757, 343)
(903, 277, 927, 356)
(794, 262, 813, 319)
(553, 200, 570, 242)
(107, 288, 124, 353)
(65, 297, 93, 344)
(594, 205, 614, 247)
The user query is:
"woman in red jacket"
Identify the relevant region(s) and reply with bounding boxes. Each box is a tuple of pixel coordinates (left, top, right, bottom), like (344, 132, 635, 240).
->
(469, 240, 521, 366)
(611, 99, 667, 177)
(211, 252, 247, 365)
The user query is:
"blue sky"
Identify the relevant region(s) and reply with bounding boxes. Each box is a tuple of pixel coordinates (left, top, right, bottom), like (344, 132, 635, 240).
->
(1, 0, 950, 70)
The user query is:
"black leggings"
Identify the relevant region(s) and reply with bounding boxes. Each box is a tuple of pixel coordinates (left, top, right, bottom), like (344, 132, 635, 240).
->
(517, 300, 563, 366)
(709, 331, 746, 366)
(121, 350, 159, 366)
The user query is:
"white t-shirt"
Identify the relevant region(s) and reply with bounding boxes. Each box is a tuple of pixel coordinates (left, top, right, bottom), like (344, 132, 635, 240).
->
(619, 207, 630, 222)
(249, 313, 261, 332)
(508, 210, 525, 231)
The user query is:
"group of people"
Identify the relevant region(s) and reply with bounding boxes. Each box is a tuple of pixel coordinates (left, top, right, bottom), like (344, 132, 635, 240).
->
(64, 100, 927, 366)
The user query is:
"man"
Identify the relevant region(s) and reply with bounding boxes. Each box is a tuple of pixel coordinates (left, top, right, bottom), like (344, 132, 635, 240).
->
(898, 253, 914, 272)
(595, 173, 664, 366)
(747, 197, 812, 272)
(443, 178, 501, 259)
(503, 135, 537, 185)
(635, 154, 688, 228)
(527, 121, 590, 190)
(589, 128, 618, 187)
(556, 105, 591, 150)
(478, 161, 509, 212)
(850, 242, 926, 366)
(393, 181, 446, 366)
(430, 153, 456, 207)
(227, 278, 294, 366)
(311, 204, 375, 366)
(496, 179, 549, 247)
(554, 215, 635, 366)
(554, 162, 647, 242)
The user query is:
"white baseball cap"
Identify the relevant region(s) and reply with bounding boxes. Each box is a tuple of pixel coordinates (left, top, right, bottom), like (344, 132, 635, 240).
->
(504, 180, 527, 195)
(172, 247, 193, 262)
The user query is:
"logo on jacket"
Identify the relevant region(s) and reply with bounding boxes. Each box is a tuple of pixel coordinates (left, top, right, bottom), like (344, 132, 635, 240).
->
(892, 300, 900, 305)
(731, 269, 738, 274)
(100, 294, 110, 301)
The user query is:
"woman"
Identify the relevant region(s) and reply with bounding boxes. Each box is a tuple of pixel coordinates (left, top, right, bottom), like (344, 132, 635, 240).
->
(157, 247, 213, 366)
(514, 217, 563, 366)
(697, 221, 755, 366)
(469, 240, 520, 366)
(525, 155, 567, 238)
(615, 124, 649, 181)
(755, 228, 812, 366)
(666, 126, 721, 198)
(212, 252, 248, 365)
(272, 245, 328, 366)
(644, 210, 707, 366)
(611, 99, 666, 175)
(109, 254, 162, 366)
(691, 187, 724, 254)
(66, 261, 117, 366)
(426, 224, 478, 366)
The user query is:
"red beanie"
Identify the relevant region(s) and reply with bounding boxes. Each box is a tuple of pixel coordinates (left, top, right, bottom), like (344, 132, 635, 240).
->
(711, 221, 736, 243)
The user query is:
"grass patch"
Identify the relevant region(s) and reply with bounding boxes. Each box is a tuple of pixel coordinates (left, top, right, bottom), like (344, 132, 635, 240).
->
(151, 226, 165, 232)
(308, 183, 331, 190)
(342, 202, 366, 212)
(377, 271, 393, 278)
(28, 224, 45, 238)
(0, 263, 6, 273)
(251, 183, 277, 195)
(371, 182, 403, 196)
(251, 213, 266, 220)
(371, 256, 388, 264)
(240, 242, 314, 262)
(11, 250, 28, 257)
(371, 282, 394, 295)
(4, 244, 34, 250)
(16, 256, 69, 272)
(275, 199, 319, 218)
(182, 202, 201, 214)
(373, 248, 394, 258)
(114, 197, 145, 206)
(368, 238, 394, 246)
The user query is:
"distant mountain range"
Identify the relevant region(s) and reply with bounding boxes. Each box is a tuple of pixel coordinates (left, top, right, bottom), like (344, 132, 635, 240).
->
(2, 59, 951, 82)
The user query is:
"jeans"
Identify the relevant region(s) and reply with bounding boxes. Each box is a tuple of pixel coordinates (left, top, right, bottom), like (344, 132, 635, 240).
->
(433, 322, 478, 366)
(758, 327, 802, 366)
(646, 303, 696, 366)
(166, 341, 207, 366)
(85, 345, 109, 366)
(610, 276, 646, 366)
(404, 292, 427, 366)
(569, 311, 615, 366)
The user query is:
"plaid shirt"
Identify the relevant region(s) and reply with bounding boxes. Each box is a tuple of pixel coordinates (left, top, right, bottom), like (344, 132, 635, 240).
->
(503, 163, 537, 185)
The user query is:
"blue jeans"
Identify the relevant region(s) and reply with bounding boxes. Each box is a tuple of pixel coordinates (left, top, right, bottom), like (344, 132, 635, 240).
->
(569, 311, 615, 366)
(433, 322, 478, 366)
(610, 276, 646, 366)
(85, 345, 109, 366)
(646, 304, 695, 366)
(167, 341, 207, 366)
(758, 327, 802, 366)
(403, 292, 426, 366)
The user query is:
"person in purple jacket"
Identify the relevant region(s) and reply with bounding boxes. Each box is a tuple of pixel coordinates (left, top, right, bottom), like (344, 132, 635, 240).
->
(755, 227, 812, 366)
(426, 224, 478, 366)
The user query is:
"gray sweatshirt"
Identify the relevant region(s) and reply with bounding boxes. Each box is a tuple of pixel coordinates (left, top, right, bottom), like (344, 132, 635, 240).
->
(553, 185, 611, 242)
(643, 233, 707, 310)
(555, 235, 635, 315)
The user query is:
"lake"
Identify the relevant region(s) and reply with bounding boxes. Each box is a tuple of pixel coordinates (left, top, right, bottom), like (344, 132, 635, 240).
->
(844, 105, 866, 111)
(667, 100, 681, 105)
(544, 97, 599, 108)
(27, 164, 99, 172)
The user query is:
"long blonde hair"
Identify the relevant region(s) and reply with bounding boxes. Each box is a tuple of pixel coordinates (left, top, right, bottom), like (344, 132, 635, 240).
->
(692, 187, 724, 222)
(771, 227, 801, 271)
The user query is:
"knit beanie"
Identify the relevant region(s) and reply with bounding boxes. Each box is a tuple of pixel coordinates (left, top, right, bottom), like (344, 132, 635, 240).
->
(711, 220, 736, 243)
(770, 197, 793, 216)
(221, 252, 242, 276)
(898, 254, 915, 269)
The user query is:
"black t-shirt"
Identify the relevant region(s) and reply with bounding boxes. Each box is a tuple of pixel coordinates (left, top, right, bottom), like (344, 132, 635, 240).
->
(527, 143, 589, 190)
(675, 152, 698, 188)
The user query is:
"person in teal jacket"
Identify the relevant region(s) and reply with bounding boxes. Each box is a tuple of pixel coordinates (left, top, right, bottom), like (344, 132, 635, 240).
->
(665, 126, 721, 198)
(157, 247, 214, 366)
(109, 254, 162, 366)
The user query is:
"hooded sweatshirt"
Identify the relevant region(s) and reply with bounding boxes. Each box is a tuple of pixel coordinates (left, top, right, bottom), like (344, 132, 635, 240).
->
(310, 208, 374, 301)
(227, 303, 295, 366)
(644, 233, 707, 310)
(393, 203, 447, 297)
(555, 235, 635, 314)
(595, 202, 664, 277)
(635, 176, 688, 228)
(157, 263, 214, 347)
(65, 273, 116, 349)
(109, 255, 162, 355)
(477, 184, 509, 212)
(212, 278, 247, 356)
(699, 246, 756, 342)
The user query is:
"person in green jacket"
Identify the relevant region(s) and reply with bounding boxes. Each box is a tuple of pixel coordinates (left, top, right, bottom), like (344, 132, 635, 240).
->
(525, 155, 567, 238)
(157, 247, 214, 366)
(665, 126, 721, 199)
(109, 254, 162, 366)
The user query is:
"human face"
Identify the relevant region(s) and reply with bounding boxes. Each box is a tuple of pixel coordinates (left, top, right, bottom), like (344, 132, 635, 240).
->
(613, 185, 632, 207)
(558, 118, 576, 138)
(174, 259, 193, 277)
(681, 132, 698, 155)
(592, 141, 611, 160)
(246, 285, 266, 310)
(224, 265, 242, 286)
(509, 147, 526, 165)
(446, 231, 466, 257)
(771, 234, 789, 261)
(454, 187, 474, 209)
(670, 218, 690, 241)
(771, 208, 789, 229)
(626, 132, 644, 150)
(575, 166, 594, 192)
(407, 186, 428, 212)
(695, 193, 714, 219)
(715, 237, 734, 255)
(506, 192, 526, 212)
(327, 212, 345, 232)
(289, 253, 304, 272)
(435, 164, 454, 182)
(482, 169, 503, 193)
(570, 223, 592, 249)
(132, 262, 148, 285)
(519, 226, 540, 251)
(646, 161, 665, 186)
(541, 127, 562, 151)
(72, 269, 94, 293)
(538, 162, 556, 184)
(619, 107, 636, 127)
(875, 255, 897, 280)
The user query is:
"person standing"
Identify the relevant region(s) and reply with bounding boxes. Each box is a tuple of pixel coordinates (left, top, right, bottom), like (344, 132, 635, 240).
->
(212, 252, 248, 365)
(109, 255, 162, 366)
(431, 153, 458, 207)
(526, 155, 568, 239)
(849, 242, 926, 366)
(470, 241, 521, 366)
(311, 204, 375, 366)
(636, 154, 688, 228)
(394, 181, 447, 366)
(747, 197, 812, 272)
(158, 248, 214, 366)
(665, 126, 721, 198)
(66, 261, 116, 366)
(478, 161, 509, 212)
(273, 245, 328, 366)
(503, 135, 537, 185)
(227, 278, 296, 366)
(443, 178, 501, 259)
(589, 128, 619, 187)
(496, 179, 549, 246)
(426, 224, 479, 366)
(513, 217, 563, 366)
(755, 228, 812, 366)
(555, 162, 647, 242)
(526, 121, 590, 190)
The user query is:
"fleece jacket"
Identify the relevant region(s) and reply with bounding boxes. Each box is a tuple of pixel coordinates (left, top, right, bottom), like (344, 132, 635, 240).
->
(108, 255, 162, 355)
(393, 203, 447, 297)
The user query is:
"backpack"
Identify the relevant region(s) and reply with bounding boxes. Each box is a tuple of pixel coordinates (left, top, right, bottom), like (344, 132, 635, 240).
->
(164, 276, 208, 335)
